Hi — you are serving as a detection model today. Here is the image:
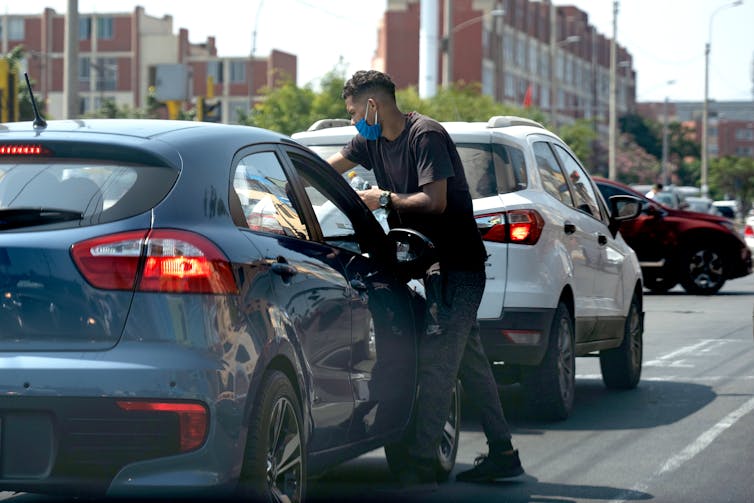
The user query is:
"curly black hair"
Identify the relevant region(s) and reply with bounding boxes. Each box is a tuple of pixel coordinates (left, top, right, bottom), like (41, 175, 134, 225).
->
(341, 70, 396, 101)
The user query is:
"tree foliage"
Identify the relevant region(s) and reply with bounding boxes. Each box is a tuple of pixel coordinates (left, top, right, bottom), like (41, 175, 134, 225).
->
(709, 156, 754, 215)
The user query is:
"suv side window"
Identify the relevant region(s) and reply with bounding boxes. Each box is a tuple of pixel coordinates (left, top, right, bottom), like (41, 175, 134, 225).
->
(493, 143, 527, 194)
(232, 151, 309, 239)
(553, 144, 602, 220)
(533, 141, 573, 206)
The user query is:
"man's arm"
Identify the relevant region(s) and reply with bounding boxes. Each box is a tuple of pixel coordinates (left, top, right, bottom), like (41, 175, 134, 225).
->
(359, 179, 447, 214)
(327, 151, 357, 175)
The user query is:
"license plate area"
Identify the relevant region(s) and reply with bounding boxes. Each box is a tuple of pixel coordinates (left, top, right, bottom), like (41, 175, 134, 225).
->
(1, 412, 55, 478)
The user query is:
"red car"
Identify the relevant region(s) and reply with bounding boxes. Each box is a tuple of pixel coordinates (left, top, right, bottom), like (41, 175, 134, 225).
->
(595, 177, 752, 295)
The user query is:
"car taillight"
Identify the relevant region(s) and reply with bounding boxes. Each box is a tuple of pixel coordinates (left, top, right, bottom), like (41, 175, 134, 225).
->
(71, 229, 238, 294)
(0, 144, 51, 156)
(116, 400, 208, 452)
(476, 209, 544, 245)
(745, 225, 753, 238)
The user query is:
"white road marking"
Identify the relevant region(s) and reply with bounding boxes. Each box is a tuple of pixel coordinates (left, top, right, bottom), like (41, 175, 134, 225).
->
(575, 374, 754, 382)
(609, 396, 754, 503)
(643, 339, 731, 367)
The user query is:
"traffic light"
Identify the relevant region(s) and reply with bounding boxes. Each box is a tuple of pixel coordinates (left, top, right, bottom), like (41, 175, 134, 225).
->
(0, 59, 19, 123)
(196, 96, 220, 123)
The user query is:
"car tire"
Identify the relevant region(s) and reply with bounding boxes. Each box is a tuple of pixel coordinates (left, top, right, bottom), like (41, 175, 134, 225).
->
(384, 378, 461, 481)
(521, 301, 575, 420)
(599, 292, 643, 389)
(238, 370, 306, 503)
(679, 244, 726, 295)
(643, 271, 677, 293)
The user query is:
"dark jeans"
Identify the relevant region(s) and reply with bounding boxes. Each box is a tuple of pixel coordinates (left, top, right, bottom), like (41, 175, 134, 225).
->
(407, 267, 512, 461)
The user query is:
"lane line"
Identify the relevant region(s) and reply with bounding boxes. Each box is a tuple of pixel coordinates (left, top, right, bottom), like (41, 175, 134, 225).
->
(609, 396, 754, 503)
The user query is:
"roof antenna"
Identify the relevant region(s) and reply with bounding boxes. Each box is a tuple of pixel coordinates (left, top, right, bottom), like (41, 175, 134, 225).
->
(24, 72, 47, 129)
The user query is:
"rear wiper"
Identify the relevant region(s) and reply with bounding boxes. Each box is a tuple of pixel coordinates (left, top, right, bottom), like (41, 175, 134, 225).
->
(0, 208, 84, 230)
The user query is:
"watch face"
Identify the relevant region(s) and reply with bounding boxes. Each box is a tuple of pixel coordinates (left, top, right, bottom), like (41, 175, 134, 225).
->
(379, 192, 389, 207)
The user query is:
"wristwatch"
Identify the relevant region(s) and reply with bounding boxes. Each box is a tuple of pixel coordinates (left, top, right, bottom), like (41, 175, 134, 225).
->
(379, 190, 392, 210)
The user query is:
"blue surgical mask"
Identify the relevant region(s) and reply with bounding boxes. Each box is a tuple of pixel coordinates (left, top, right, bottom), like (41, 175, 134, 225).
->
(355, 100, 381, 140)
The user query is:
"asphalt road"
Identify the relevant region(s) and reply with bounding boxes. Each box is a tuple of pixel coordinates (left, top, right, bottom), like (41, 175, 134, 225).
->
(3, 274, 753, 503)
(307, 274, 754, 503)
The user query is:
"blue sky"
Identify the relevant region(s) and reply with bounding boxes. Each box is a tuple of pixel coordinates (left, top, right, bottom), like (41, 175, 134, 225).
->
(9, 0, 754, 103)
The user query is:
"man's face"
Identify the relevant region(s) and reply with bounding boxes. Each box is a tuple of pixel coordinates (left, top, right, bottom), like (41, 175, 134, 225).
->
(345, 96, 373, 126)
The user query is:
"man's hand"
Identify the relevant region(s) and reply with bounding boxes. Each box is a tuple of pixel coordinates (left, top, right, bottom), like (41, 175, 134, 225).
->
(356, 186, 382, 211)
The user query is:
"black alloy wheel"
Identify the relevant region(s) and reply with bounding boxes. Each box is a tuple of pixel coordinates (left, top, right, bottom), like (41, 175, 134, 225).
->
(680, 245, 726, 295)
(600, 291, 643, 389)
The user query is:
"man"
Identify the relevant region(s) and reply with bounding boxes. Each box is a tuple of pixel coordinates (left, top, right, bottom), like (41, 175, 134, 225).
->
(646, 183, 663, 199)
(326, 70, 524, 486)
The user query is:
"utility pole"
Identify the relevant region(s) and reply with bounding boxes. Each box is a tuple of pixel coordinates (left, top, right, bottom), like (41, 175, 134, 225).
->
(62, 0, 79, 119)
(442, 0, 453, 88)
(608, 0, 618, 181)
(549, 1, 556, 127)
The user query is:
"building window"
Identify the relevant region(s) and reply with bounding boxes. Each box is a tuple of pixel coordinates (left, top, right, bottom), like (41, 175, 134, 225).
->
(230, 61, 246, 83)
(5, 18, 25, 40)
(505, 74, 514, 98)
(80, 17, 91, 40)
(735, 128, 754, 141)
(95, 58, 118, 91)
(97, 17, 114, 39)
(540, 48, 549, 78)
(207, 61, 223, 84)
(735, 146, 753, 156)
(504, 33, 514, 62)
(515, 35, 525, 68)
(528, 44, 537, 74)
(79, 57, 91, 82)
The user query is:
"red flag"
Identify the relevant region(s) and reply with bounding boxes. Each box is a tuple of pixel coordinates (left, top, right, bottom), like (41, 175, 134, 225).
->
(522, 84, 533, 108)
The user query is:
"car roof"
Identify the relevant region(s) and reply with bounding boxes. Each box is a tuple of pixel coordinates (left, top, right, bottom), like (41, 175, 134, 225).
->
(292, 115, 558, 146)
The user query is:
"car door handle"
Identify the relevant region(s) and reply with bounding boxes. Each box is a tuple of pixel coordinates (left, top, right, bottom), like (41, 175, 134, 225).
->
(564, 222, 576, 235)
(271, 261, 298, 279)
(597, 234, 608, 246)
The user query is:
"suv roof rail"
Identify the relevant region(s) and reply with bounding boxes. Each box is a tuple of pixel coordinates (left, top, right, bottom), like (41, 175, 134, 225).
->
(486, 116, 545, 129)
(307, 118, 352, 131)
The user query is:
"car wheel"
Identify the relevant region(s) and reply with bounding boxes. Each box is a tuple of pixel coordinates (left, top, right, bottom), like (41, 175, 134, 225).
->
(238, 370, 306, 503)
(599, 292, 643, 389)
(521, 301, 575, 420)
(643, 271, 677, 293)
(384, 378, 461, 481)
(679, 245, 726, 295)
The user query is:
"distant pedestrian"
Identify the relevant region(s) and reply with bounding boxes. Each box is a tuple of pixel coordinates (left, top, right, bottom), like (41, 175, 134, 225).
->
(646, 183, 663, 199)
(326, 70, 525, 487)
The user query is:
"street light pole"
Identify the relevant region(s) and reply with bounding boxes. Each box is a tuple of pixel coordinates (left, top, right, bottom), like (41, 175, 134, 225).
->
(661, 79, 676, 186)
(442, 7, 505, 88)
(702, 0, 743, 198)
(608, 0, 618, 181)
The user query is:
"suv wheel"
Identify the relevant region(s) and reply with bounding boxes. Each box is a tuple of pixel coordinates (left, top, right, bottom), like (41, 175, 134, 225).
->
(599, 292, 643, 389)
(643, 271, 677, 293)
(679, 245, 726, 295)
(522, 301, 575, 420)
(384, 378, 461, 481)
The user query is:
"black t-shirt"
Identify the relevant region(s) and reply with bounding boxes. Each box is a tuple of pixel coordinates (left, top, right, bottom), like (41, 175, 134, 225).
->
(341, 112, 487, 271)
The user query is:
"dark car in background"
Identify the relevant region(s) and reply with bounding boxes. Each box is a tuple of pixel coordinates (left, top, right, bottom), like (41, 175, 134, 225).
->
(0, 119, 456, 501)
(595, 177, 752, 295)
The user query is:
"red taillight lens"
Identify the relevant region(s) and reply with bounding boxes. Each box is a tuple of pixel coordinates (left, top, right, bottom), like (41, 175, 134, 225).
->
(116, 400, 208, 452)
(476, 209, 544, 245)
(745, 225, 753, 238)
(71, 229, 239, 294)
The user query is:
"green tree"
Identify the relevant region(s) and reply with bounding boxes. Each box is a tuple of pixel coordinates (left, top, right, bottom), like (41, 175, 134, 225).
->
(620, 113, 661, 158)
(709, 156, 754, 215)
(557, 119, 598, 173)
(239, 78, 316, 135)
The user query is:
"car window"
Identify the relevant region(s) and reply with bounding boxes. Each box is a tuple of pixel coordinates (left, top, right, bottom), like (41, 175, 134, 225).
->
(456, 143, 496, 198)
(303, 145, 377, 190)
(553, 144, 602, 220)
(493, 143, 527, 193)
(0, 161, 175, 228)
(232, 151, 309, 239)
(533, 141, 573, 206)
(287, 151, 363, 255)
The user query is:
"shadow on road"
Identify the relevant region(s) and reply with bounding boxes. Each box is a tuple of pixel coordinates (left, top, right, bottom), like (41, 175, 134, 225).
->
(308, 459, 652, 502)
(475, 378, 717, 435)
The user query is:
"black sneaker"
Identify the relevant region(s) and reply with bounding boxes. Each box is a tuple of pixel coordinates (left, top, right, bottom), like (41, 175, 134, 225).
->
(455, 449, 525, 483)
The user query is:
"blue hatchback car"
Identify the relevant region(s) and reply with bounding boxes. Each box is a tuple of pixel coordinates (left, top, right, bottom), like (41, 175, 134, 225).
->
(0, 119, 457, 500)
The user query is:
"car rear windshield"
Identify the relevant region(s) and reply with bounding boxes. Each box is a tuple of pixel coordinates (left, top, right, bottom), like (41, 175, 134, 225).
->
(0, 161, 178, 230)
(456, 142, 527, 198)
(306, 142, 527, 199)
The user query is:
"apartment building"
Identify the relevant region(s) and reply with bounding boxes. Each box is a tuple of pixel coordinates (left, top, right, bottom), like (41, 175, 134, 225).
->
(1, 6, 296, 123)
(374, 0, 636, 130)
(638, 101, 754, 160)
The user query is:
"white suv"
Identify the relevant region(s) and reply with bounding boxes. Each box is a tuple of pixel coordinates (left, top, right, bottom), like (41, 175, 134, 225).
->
(294, 116, 644, 420)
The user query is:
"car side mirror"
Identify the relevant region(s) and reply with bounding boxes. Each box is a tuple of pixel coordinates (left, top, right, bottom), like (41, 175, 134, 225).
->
(607, 195, 642, 237)
(387, 228, 437, 280)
